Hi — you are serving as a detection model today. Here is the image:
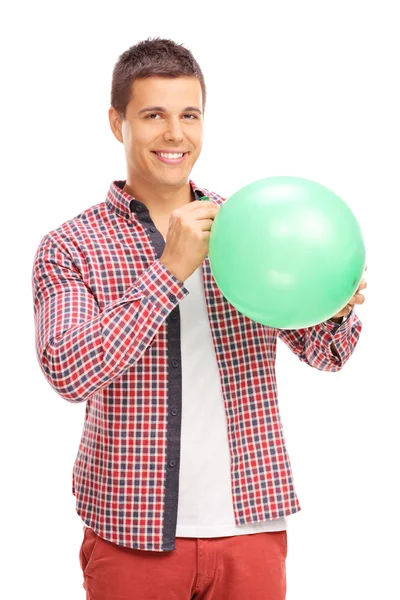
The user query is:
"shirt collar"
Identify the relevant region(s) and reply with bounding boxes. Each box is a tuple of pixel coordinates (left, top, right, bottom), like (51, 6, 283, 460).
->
(106, 179, 210, 221)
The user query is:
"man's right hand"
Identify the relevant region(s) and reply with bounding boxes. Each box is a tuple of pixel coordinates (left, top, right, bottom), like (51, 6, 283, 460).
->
(160, 200, 220, 282)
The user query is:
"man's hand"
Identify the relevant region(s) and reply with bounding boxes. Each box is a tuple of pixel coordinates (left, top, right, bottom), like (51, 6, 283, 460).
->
(330, 266, 368, 321)
(160, 200, 220, 282)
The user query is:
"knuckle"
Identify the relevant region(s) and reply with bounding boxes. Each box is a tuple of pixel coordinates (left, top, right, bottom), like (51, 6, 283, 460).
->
(176, 213, 187, 226)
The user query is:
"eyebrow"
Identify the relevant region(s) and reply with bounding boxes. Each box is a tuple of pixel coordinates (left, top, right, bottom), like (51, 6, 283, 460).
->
(138, 105, 202, 115)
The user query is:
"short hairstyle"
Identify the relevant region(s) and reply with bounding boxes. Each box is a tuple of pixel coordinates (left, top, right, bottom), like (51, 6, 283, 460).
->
(111, 37, 206, 119)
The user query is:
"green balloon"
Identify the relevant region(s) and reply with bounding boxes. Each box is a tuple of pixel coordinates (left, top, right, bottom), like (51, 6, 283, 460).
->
(208, 176, 366, 329)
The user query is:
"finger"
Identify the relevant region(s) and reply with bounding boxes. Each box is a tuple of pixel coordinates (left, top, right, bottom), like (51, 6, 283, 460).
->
(198, 218, 216, 231)
(194, 206, 219, 219)
(192, 200, 219, 212)
(177, 201, 218, 216)
(336, 304, 353, 317)
(336, 302, 353, 317)
(174, 203, 219, 221)
(357, 279, 367, 291)
(352, 293, 365, 305)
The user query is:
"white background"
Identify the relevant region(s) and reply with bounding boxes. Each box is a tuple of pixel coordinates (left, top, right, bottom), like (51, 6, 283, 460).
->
(1, 0, 399, 598)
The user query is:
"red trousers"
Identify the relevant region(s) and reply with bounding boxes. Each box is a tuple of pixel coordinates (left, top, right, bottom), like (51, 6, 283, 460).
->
(79, 525, 287, 599)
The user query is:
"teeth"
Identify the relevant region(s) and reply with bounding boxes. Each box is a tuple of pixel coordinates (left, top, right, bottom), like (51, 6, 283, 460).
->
(156, 152, 184, 159)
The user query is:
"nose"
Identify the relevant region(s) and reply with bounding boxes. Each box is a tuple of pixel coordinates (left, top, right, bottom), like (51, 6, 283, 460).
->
(163, 116, 184, 143)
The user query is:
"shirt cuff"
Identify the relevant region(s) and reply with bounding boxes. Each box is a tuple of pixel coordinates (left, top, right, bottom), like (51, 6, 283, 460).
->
(137, 260, 189, 311)
(319, 307, 355, 337)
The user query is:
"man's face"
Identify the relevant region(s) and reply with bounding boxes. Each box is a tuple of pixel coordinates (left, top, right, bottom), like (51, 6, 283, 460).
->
(110, 76, 203, 190)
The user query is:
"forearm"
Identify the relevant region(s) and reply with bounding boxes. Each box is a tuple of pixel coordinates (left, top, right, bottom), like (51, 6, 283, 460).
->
(329, 316, 344, 359)
(277, 309, 362, 371)
(34, 241, 187, 402)
(330, 341, 341, 360)
(306, 309, 362, 371)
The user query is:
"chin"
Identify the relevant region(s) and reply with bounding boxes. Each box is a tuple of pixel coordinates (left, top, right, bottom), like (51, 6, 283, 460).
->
(155, 173, 190, 187)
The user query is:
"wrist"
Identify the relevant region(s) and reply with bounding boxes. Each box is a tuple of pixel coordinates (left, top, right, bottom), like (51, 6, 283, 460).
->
(330, 304, 354, 324)
(330, 316, 344, 324)
(159, 257, 186, 283)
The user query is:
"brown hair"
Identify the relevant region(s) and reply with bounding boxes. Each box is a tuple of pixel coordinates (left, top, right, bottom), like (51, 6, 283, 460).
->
(111, 37, 206, 119)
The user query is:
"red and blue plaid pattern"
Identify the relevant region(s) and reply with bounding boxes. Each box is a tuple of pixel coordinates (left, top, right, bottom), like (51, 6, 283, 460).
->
(32, 180, 362, 551)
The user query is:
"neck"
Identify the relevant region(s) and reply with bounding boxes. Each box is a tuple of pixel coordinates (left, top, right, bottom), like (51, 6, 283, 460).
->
(123, 176, 194, 217)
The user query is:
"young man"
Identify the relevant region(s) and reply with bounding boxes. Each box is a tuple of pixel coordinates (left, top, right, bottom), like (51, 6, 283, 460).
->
(32, 38, 366, 600)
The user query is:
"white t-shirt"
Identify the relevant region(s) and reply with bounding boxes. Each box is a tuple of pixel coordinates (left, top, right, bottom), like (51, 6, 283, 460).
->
(175, 266, 287, 537)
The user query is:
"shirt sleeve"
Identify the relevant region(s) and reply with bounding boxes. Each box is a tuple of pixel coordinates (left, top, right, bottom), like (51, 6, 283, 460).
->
(277, 308, 362, 372)
(32, 233, 188, 403)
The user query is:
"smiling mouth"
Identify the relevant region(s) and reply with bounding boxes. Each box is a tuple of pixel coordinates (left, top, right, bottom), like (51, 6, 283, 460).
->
(151, 151, 189, 164)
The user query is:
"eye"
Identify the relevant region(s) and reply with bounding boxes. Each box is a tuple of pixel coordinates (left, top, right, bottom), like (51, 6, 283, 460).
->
(145, 113, 198, 120)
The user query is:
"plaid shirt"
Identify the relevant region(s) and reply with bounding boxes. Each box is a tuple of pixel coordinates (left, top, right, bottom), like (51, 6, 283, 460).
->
(32, 179, 362, 552)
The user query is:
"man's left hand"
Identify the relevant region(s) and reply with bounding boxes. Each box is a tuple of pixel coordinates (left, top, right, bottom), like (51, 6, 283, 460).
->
(330, 267, 368, 320)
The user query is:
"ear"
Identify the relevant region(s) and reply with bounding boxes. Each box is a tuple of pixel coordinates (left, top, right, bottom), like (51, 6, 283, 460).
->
(108, 107, 123, 143)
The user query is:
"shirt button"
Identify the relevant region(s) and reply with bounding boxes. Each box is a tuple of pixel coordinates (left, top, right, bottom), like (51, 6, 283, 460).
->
(170, 312, 178, 321)
(171, 408, 178, 416)
(171, 359, 179, 368)
(136, 205, 144, 212)
(169, 459, 176, 467)
(149, 226, 156, 233)
(168, 294, 176, 303)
